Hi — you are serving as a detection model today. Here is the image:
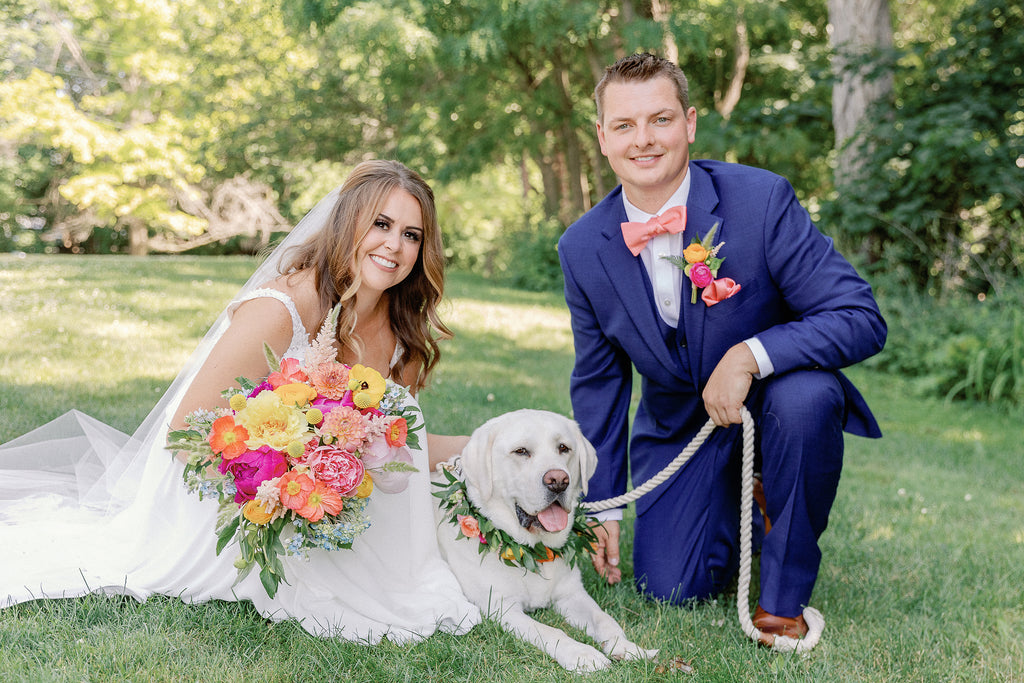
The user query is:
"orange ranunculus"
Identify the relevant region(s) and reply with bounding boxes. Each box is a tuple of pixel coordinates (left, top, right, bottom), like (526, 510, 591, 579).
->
(297, 480, 344, 522)
(683, 242, 710, 264)
(457, 514, 480, 539)
(274, 382, 318, 407)
(277, 470, 315, 510)
(537, 546, 556, 563)
(208, 416, 249, 460)
(267, 357, 307, 389)
(242, 499, 277, 525)
(384, 417, 408, 447)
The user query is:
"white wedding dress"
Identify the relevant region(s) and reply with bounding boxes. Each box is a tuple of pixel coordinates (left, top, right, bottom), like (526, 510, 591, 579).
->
(0, 190, 481, 644)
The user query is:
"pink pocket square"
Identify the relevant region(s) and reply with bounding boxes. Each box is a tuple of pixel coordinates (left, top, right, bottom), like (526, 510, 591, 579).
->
(701, 278, 741, 307)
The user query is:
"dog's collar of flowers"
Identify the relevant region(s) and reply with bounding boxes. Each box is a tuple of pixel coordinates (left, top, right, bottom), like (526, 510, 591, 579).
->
(432, 462, 597, 573)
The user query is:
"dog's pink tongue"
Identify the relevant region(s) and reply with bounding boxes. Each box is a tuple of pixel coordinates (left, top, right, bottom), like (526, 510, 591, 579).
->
(537, 502, 569, 532)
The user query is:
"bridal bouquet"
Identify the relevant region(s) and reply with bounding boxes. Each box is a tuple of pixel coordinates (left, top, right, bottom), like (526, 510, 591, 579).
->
(167, 306, 419, 598)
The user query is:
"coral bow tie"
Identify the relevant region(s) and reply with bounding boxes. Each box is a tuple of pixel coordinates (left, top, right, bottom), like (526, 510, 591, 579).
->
(620, 205, 687, 256)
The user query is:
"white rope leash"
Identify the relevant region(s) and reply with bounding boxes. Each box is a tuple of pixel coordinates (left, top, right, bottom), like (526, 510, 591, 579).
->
(580, 417, 718, 513)
(581, 406, 824, 651)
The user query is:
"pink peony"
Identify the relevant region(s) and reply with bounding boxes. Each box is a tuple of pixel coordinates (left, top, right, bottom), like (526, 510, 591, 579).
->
(310, 445, 365, 497)
(688, 262, 714, 288)
(218, 444, 288, 504)
(360, 438, 414, 493)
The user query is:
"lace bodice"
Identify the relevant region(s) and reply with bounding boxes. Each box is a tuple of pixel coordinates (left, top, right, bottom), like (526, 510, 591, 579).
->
(232, 288, 310, 360)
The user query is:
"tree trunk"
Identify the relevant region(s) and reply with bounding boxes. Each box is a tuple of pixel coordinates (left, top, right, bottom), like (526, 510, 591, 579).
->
(650, 0, 679, 64)
(127, 220, 149, 256)
(715, 7, 749, 119)
(552, 59, 587, 222)
(829, 0, 894, 184)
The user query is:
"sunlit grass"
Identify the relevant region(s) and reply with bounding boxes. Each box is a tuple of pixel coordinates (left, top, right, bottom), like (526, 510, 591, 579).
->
(2, 254, 1022, 681)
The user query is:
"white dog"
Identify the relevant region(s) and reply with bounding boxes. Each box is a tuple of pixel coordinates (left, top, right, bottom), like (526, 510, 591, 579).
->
(432, 409, 658, 673)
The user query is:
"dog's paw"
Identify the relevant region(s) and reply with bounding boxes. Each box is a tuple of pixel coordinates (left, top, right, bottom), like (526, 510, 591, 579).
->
(555, 641, 612, 673)
(604, 638, 659, 662)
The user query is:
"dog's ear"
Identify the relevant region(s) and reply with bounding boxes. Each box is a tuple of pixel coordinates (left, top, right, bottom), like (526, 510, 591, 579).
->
(459, 418, 497, 502)
(571, 420, 598, 496)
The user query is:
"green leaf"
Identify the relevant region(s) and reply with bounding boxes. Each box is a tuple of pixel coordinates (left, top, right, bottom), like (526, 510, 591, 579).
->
(259, 565, 279, 599)
(215, 515, 240, 556)
(263, 342, 279, 374)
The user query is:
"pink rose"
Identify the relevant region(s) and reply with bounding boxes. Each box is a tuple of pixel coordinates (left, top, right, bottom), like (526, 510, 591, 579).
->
(701, 277, 742, 307)
(689, 262, 714, 288)
(310, 445, 365, 497)
(360, 438, 415, 493)
(218, 444, 288, 504)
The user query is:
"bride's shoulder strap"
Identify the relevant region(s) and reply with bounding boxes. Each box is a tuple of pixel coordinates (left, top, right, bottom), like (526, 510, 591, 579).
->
(230, 288, 309, 356)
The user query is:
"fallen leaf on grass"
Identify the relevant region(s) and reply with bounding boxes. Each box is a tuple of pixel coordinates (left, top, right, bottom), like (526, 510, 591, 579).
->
(654, 657, 696, 674)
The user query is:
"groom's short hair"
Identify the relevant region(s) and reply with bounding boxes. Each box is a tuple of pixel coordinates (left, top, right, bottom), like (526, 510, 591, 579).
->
(594, 52, 690, 123)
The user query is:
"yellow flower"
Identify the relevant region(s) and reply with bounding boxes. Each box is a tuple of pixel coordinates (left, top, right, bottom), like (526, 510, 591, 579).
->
(501, 546, 523, 562)
(274, 382, 318, 407)
(306, 408, 324, 426)
(229, 393, 248, 411)
(237, 390, 308, 451)
(683, 243, 710, 264)
(355, 471, 374, 498)
(348, 364, 387, 409)
(242, 499, 276, 525)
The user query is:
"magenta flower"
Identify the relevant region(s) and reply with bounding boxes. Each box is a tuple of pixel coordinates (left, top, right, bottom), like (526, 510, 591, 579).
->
(689, 262, 714, 288)
(218, 444, 288, 504)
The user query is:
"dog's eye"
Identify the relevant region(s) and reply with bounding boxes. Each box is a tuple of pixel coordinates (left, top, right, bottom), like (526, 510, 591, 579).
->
(558, 443, 571, 454)
(512, 447, 530, 457)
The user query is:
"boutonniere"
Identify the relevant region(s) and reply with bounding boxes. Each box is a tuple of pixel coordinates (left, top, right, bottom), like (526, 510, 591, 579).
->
(662, 222, 742, 306)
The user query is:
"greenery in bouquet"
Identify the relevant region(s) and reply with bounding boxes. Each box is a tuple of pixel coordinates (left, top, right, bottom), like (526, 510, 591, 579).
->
(167, 306, 419, 597)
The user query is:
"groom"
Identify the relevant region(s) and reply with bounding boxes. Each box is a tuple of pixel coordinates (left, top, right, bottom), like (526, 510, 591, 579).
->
(557, 53, 886, 647)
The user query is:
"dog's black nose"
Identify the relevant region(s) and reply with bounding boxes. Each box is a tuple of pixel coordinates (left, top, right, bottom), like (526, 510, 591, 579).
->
(544, 469, 569, 494)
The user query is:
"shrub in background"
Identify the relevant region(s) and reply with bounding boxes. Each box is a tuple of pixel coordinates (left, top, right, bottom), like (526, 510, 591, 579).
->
(869, 286, 1024, 409)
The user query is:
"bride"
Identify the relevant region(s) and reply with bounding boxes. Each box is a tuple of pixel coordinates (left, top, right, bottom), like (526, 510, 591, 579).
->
(0, 159, 481, 643)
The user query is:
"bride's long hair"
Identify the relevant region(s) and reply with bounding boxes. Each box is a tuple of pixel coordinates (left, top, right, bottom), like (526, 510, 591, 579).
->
(280, 160, 452, 393)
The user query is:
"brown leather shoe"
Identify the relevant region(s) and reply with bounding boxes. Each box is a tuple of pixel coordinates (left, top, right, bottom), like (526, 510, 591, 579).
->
(752, 476, 772, 533)
(752, 605, 808, 647)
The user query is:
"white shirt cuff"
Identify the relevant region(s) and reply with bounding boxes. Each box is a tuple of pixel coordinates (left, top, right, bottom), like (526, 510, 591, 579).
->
(588, 507, 623, 522)
(744, 337, 774, 379)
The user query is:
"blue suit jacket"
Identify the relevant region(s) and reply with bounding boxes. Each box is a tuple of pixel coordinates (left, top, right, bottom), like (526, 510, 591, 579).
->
(558, 160, 887, 514)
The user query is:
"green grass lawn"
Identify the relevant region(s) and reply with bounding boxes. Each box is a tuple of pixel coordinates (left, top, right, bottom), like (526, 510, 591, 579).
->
(1, 254, 1022, 682)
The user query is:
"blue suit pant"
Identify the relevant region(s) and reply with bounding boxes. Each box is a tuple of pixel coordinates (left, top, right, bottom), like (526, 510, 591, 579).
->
(633, 369, 845, 617)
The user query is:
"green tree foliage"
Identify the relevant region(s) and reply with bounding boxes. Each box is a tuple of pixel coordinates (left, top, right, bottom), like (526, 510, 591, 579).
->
(280, 0, 835, 288)
(1, 1, 208, 253)
(826, 0, 1024, 296)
